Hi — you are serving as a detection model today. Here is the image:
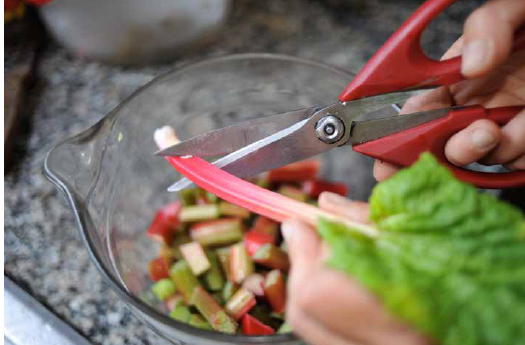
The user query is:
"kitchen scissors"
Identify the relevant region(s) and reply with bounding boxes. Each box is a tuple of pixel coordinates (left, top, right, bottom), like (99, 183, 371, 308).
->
(157, 0, 525, 190)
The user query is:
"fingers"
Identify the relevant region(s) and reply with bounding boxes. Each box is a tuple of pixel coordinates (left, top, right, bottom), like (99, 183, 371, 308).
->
(282, 220, 321, 280)
(444, 119, 502, 166)
(318, 192, 370, 224)
(400, 87, 454, 114)
(461, 0, 525, 78)
(484, 109, 525, 165)
(373, 160, 400, 182)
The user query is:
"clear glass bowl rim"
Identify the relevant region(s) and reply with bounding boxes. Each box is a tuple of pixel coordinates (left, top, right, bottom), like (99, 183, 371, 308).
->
(43, 53, 354, 344)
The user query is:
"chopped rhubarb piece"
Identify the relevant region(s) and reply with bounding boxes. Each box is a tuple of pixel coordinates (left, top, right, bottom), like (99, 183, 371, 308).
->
(180, 204, 220, 222)
(242, 273, 265, 297)
(151, 278, 177, 301)
(162, 201, 182, 225)
(211, 291, 224, 306)
(225, 287, 257, 320)
(252, 216, 279, 240)
(222, 281, 239, 302)
(165, 294, 183, 311)
(180, 242, 211, 276)
(264, 269, 286, 313)
(302, 179, 347, 198)
(267, 159, 320, 182)
(189, 314, 213, 330)
(219, 201, 251, 219)
(169, 260, 200, 305)
(206, 191, 219, 203)
(277, 185, 308, 202)
(230, 243, 254, 284)
(195, 188, 211, 205)
(169, 302, 191, 323)
(241, 314, 275, 335)
(215, 247, 233, 281)
(148, 256, 172, 281)
(190, 218, 243, 246)
(146, 211, 176, 245)
(193, 286, 238, 333)
(244, 230, 275, 256)
(252, 244, 290, 271)
(203, 250, 225, 291)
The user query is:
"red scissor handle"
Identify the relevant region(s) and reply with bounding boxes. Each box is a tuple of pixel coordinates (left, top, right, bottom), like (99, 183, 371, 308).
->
(353, 106, 525, 188)
(339, 0, 525, 102)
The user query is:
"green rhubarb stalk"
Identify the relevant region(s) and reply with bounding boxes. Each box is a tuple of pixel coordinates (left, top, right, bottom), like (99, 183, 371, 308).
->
(222, 281, 239, 302)
(179, 188, 197, 206)
(180, 242, 211, 276)
(219, 201, 251, 219)
(216, 247, 232, 281)
(189, 314, 213, 330)
(193, 286, 238, 333)
(278, 322, 292, 333)
(211, 291, 224, 306)
(252, 244, 290, 271)
(169, 301, 192, 323)
(151, 278, 177, 301)
(169, 260, 200, 305)
(203, 250, 225, 291)
(180, 204, 220, 222)
(191, 219, 243, 246)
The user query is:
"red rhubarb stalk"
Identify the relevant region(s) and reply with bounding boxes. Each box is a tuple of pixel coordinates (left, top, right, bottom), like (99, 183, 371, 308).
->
(241, 314, 275, 335)
(252, 244, 290, 271)
(224, 287, 257, 320)
(264, 269, 286, 313)
(154, 126, 377, 237)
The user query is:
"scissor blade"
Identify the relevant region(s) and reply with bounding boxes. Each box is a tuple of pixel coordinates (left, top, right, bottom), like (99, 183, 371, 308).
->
(155, 108, 316, 157)
(168, 115, 333, 192)
(350, 108, 450, 145)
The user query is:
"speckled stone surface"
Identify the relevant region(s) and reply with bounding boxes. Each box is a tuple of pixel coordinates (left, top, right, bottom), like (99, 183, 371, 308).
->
(5, 0, 481, 344)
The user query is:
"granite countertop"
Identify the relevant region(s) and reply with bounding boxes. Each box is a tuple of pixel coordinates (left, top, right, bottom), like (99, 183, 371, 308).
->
(4, 0, 480, 344)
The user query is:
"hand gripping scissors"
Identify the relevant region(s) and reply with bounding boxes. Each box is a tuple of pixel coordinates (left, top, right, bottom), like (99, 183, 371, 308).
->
(157, 0, 525, 190)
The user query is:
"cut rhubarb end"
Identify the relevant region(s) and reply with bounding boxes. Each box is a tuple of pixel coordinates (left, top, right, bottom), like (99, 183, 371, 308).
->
(189, 314, 213, 330)
(241, 314, 275, 336)
(264, 269, 286, 314)
(252, 244, 290, 271)
(169, 303, 192, 323)
(252, 216, 279, 238)
(219, 201, 251, 219)
(267, 159, 320, 182)
(242, 273, 265, 297)
(244, 230, 275, 257)
(148, 256, 173, 282)
(165, 294, 184, 311)
(277, 185, 308, 202)
(180, 204, 220, 222)
(302, 179, 347, 199)
(190, 218, 243, 247)
(169, 260, 200, 305)
(230, 243, 254, 284)
(225, 287, 257, 320)
(146, 211, 176, 245)
(151, 278, 177, 301)
(180, 242, 211, 276)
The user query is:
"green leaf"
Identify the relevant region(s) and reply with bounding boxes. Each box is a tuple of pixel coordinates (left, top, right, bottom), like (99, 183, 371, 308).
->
(318, 153, 525, 345)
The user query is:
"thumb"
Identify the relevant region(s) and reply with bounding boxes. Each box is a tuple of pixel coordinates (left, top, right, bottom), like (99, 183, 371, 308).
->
(282, 220, 321, 276)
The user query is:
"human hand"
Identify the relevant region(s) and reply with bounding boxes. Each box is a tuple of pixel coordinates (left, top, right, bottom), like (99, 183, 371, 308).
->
(282, 192, 432, 345)
(374, 0, 525, 181)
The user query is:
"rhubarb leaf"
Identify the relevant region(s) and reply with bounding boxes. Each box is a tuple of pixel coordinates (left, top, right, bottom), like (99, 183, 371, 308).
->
(318, 153, 525, 345)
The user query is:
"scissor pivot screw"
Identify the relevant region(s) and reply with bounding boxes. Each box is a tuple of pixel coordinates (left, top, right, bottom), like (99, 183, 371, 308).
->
(316, 115, 345, 144)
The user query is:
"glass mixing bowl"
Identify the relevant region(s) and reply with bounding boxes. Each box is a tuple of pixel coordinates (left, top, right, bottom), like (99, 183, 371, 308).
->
(44, 54, 396, 344)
